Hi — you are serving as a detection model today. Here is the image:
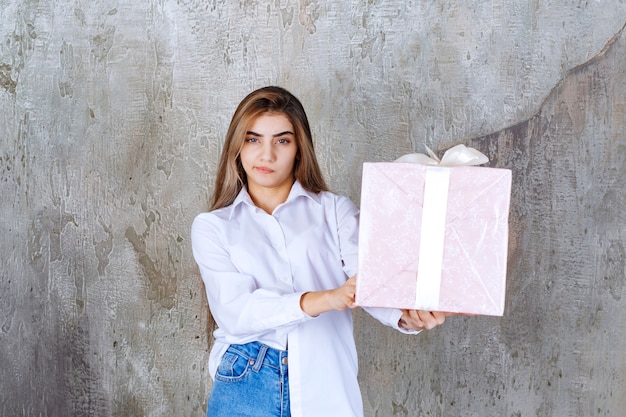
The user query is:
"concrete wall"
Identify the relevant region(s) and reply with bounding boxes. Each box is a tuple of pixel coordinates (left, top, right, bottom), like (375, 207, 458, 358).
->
(1, 1, 624, 416)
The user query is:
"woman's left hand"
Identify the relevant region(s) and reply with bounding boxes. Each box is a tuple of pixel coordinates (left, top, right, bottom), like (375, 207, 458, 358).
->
(398, 309, 449, 331)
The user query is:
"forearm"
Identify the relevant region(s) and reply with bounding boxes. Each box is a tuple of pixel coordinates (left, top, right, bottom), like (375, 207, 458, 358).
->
(300, 276, 356, 317)
(208, 288, 311, 336)
(300, 290, 335, 317)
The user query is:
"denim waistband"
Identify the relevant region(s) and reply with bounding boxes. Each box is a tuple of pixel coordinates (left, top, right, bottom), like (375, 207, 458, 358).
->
(227, 341, 288, 372)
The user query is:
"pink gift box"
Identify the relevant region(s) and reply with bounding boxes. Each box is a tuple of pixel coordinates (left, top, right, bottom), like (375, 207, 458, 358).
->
(355, 162, 512, 316)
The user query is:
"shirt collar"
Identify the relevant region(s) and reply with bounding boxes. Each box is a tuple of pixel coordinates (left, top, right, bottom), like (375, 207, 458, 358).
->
(286, 180, 322, 205)
(228, 180, 321, 219)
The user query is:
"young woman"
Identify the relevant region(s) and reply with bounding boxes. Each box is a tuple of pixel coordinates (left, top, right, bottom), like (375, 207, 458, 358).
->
(191, 86, 447, 417)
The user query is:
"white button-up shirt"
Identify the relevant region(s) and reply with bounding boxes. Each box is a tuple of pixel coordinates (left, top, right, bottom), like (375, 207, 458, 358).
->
(191, 181, 412, 417)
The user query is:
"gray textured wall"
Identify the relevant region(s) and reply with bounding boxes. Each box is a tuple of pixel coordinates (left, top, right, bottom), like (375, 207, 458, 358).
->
(1, 1, 625, 416)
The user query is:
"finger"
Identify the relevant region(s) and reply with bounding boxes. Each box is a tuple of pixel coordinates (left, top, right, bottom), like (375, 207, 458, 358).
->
(431, 311, 446, 325)
(419, 311, 445, 329)
(401, 309, 426, 330)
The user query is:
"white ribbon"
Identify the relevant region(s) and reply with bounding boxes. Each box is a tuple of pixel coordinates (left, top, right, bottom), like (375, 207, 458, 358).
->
(394, 144, 489, 310)
(394, 144, 489, 166)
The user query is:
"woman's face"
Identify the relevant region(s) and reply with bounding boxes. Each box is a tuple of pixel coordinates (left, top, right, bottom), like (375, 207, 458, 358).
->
(239, 112, 298, 194)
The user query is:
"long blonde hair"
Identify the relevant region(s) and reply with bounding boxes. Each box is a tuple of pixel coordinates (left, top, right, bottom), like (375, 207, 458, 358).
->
(210, 86, 328, 210)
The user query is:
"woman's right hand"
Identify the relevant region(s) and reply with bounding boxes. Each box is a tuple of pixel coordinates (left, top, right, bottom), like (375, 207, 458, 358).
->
(328, 275, 357, 311)
(299, 275, 357, 317)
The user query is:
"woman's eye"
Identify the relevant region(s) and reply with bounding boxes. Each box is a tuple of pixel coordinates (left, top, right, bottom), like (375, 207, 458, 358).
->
(276, 138, 290, 144)
(245, 137, 259, 143)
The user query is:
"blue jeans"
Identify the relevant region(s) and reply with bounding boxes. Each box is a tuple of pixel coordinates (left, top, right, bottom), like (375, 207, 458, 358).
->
(207, 342, 290, 417)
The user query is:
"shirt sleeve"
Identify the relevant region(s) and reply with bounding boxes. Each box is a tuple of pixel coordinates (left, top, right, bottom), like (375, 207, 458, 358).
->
(334, 195, 360, 278)
(191, 213, 312, 338)
(334, 195, 421, 335)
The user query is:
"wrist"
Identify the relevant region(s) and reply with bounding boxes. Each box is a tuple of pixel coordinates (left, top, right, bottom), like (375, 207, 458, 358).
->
(300, 290, 332, 317)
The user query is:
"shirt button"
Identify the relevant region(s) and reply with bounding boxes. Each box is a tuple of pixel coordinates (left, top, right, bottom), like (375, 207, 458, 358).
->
(281, 356, 288, 365)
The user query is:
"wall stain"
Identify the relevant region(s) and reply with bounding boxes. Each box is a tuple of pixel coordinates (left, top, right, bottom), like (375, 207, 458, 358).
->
(26, 205, 78, 274)
(90, 26, 115, 64)
(279, 2, 295, 28)
(58, 41, 76, 98)
(64, 316, 107, 416)
(74, 8, 87, 26)
(94, 219, 113, 276)
(1, 7, 38, 95)
(299, 0, 320, 34)
(0, 271, 15, 334)
(124, 221, 177, 310)
(600, 240, 625, 301)
(0, 63, 17, 94)
(113, 391, 146, 417)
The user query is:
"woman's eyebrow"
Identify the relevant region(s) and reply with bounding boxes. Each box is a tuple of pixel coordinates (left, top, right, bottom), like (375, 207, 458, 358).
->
(273, 130, 295, 137)
(246, 130, 295, 137)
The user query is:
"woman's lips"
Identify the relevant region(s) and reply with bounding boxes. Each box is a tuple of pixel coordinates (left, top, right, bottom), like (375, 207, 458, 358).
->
(255, 166, 274, 174)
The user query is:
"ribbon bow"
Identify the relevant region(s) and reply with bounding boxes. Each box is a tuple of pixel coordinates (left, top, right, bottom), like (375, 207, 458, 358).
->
(394, 144, 489, 167)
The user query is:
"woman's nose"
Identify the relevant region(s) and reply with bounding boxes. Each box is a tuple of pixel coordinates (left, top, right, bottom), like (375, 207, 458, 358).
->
(259, 143, 275, 161)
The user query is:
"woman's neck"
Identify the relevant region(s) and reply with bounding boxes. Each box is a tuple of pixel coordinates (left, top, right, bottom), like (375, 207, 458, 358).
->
(247, 182, 293, 214)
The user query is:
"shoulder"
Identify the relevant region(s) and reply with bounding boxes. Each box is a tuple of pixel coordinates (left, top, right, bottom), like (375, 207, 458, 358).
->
(316, 190, 358, 215)
(193, 206, 230, 224)
(314, 190, 356, 207)
(191, 207, 232, 237)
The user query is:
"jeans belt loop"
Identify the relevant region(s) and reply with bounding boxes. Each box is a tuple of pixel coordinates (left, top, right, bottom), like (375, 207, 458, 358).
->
(253, 344, 269, 372)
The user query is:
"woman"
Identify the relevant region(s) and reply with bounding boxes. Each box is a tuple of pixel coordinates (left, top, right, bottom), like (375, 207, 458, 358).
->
(191, 86, 447, 417)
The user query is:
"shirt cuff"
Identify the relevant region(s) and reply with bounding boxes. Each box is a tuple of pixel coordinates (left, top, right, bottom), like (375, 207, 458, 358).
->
(364, 306, 422, 335)
(289, 291, 316, 320)
(389, 308, 423, 335)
